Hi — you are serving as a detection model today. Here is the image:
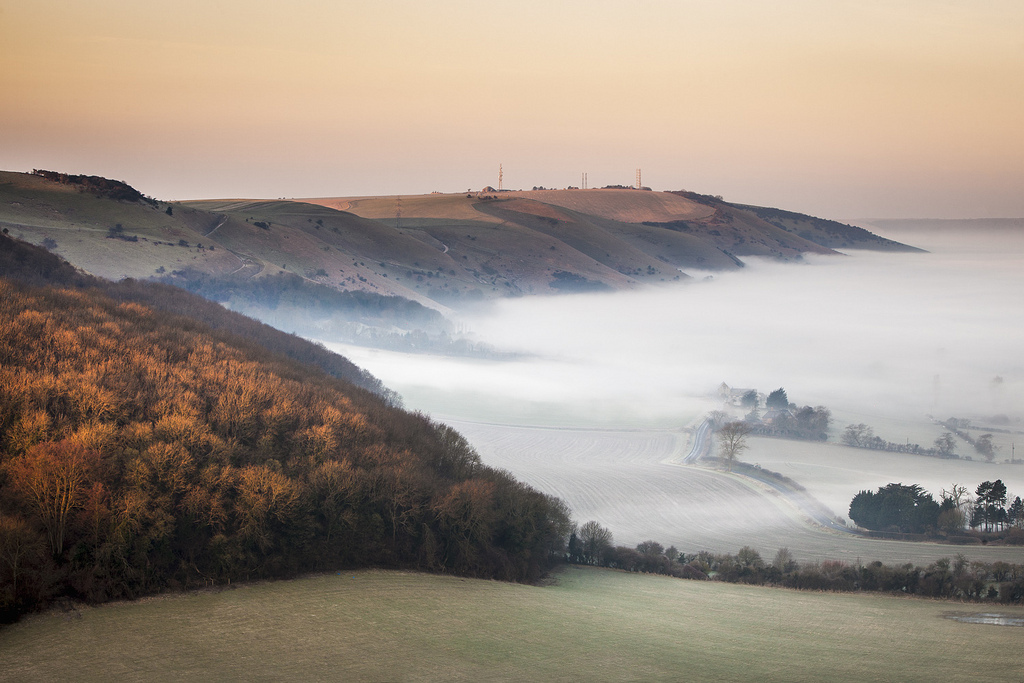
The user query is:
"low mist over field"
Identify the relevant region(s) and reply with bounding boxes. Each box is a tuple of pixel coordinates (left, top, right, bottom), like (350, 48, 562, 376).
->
(325, 225, 1024, 557)
(332, 226, 1024, 428)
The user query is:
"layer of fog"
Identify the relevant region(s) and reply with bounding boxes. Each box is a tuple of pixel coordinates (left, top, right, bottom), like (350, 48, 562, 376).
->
(319, 227, 1024, 559)
(329, 227, 1024, 430)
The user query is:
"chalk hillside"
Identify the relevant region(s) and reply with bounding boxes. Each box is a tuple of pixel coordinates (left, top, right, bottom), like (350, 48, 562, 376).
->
(1, 170, 919, 311)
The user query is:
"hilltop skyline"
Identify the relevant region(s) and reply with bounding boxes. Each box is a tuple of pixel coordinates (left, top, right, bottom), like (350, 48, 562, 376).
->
(2, 0, 1022, 220)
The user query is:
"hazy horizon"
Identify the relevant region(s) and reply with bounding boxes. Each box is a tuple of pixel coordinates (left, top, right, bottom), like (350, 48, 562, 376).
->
(3, 1, 1023, 220)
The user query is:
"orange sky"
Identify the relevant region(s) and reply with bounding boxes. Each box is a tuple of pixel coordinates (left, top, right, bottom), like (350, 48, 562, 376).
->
(2, 0, 1022, 218)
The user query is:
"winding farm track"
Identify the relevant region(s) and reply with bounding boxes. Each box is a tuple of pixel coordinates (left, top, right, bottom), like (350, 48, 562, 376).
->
(682, 419, 712, 464)
(444, 418, 1024, 565)
(685, 419, 854, 534)
(204, 215, 229, 237)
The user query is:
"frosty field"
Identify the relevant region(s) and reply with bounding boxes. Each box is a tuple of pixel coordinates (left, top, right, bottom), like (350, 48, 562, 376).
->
(445, 419, 1024, 565)
(744, 436, 1024, 524)
(2, 567, 1022, 682)
(325, 230, 1024, 567)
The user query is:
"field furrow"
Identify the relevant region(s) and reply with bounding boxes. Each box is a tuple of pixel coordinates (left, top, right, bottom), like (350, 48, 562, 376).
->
(447, 419, 1024, 565)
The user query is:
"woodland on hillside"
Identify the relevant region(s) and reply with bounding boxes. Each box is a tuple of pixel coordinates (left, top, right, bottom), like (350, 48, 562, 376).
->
(0, 236, 572, 622)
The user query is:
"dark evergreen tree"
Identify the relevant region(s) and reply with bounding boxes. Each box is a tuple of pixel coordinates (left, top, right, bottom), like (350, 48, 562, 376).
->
(766, 388, 789, 410)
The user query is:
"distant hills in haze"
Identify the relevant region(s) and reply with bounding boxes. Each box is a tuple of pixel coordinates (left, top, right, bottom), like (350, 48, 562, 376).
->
(0, 169, 922, 352)
(1, 170, 919, 300)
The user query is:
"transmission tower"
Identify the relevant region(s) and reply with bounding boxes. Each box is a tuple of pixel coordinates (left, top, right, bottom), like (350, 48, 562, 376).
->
(498, 164, 503, 191)
(395, 196, 401, 230)
(636, 168, 642, 190)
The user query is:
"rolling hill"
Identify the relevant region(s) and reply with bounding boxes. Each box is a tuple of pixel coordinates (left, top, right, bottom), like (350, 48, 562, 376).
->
(1, 170, 920, 315)
(0, 234, 571, 621)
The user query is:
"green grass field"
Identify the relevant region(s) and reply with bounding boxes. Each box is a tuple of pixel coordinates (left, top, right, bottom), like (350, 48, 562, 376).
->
(1, 567, 1021, 682)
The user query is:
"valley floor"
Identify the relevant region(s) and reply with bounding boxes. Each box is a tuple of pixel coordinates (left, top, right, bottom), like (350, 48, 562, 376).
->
(446, 419, 1024, 566)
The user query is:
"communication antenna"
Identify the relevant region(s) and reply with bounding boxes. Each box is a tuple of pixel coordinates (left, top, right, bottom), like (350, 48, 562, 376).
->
(498, 164, 503, 191)
(636, 168, 642, 190)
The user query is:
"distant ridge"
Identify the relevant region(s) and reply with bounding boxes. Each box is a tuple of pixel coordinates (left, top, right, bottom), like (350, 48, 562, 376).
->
(0, 169, 922, 313)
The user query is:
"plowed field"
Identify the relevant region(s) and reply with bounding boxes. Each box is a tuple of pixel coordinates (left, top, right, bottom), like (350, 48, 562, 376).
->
(446, 419, 1024, 565)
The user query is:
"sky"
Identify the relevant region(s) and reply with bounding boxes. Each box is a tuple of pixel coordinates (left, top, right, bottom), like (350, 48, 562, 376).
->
(2, 0, 1023, 219)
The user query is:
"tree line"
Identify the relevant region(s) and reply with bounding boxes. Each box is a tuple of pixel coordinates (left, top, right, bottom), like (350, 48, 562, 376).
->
(842, 420, 1003, 461)
(849, 481, 1023, 536)
(0, 236, 572, 622)
(717, 387, 832, 442)
(31, 170, 158, 206)
(567, 520, 1024, 603)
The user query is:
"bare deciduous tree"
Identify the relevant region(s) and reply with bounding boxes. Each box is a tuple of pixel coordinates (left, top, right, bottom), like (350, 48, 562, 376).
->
(577, 520, 613, 566)
(717, 421, 751, 470)
(9, 441, 98, 556)
(934, 432, 957, 458)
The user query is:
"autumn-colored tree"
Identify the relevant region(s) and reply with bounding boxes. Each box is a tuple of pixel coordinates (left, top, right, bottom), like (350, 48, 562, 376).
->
(8, 440, 99, 556)
(433, 479, 496, 571)
(235, 465, 300, 551)
(0, 239, 576, 619)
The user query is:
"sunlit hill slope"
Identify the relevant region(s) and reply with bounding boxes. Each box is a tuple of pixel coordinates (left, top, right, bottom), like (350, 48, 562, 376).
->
(0, 234, 571, 621)
(1, 170, 919, 311)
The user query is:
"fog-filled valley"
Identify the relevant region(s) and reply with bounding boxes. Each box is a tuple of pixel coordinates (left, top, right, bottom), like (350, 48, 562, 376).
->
(333, 225, 1024, 426)
(323, 224, 1024, 560)
(7, 1, 1024, 676)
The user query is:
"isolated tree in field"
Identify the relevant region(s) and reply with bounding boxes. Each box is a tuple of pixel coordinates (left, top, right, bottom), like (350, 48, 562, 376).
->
(717, 421, 751, 469)
(842, 423, 874, 447)
(933, 432, 957, 458)
(974, 434, 996, 462)
(765, 388, 789, 410)
(578, 520, 613, 566)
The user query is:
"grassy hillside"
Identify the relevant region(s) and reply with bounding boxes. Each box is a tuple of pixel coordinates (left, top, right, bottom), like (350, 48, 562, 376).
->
(1, 567, 1021, 681)
(0, 171, 240, 281)
(735, 204, 927, 252)
(1, 171, 921, 316)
